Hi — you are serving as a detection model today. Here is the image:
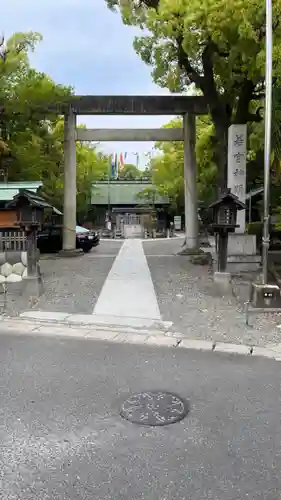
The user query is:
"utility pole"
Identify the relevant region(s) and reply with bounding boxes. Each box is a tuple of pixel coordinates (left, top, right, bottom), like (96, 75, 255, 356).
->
(107, 155, 111, 214)
(261, 0, 272, 284)
(247, 0, 281, 315)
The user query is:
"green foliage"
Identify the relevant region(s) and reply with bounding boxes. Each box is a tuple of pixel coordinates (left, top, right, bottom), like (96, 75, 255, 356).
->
(105, 0, 281, 186)
(0, 33, 71, 131)
(247, 221, 263, 235)
(119, 163, 142, 179)
(0, 32, 109, 219)
(149, 116, 217, 212)
(247, 221, 263, 250)
(40, 119, 109, 218)
(136, 186, 157, 206)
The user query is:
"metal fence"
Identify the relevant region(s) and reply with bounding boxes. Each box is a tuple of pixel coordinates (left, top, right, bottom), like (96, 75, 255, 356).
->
(0, 230, 27, 252)
(123, 214, 141, 225)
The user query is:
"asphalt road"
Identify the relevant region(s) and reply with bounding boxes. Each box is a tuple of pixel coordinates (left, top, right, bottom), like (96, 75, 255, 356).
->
(1, 333, 281, 499)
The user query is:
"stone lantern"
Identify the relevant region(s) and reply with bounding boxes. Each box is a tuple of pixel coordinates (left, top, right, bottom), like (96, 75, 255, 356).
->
(13, 190, 44, 231)
(209, 188, 246, 273)
(6, 189, 45, 296)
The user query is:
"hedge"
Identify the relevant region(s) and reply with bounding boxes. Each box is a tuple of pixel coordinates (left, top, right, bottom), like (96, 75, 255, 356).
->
(247, 222, 281, 251)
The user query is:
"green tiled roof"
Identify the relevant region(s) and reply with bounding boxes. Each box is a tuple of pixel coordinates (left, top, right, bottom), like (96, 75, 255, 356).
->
(0, 181, 43, 201)
(91, 182, 169, 205)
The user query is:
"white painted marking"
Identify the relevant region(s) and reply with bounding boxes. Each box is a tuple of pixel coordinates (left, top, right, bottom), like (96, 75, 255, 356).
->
(92, 240, 161, 321)
(179, 339, 213, 351)
(214, 342, 251, 355)
(252, 347, 281, 359)
(145, 336, 178, 347)
(20, 311, 70, 321)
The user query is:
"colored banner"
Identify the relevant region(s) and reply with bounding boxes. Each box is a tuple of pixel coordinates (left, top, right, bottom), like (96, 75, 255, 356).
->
(115, 153, 118, 178)
(119, 153, 125, 170)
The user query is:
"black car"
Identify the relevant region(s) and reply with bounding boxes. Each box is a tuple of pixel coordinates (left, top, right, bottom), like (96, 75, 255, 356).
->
(37, 225, 100, 253)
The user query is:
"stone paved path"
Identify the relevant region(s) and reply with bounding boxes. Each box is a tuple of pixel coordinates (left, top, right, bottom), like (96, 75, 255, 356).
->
(92, 239, 162, 328)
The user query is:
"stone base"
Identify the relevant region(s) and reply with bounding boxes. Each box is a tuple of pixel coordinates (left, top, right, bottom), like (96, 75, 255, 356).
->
(22, 275, 44, 299)
(177, 247, 212, 265)
(213, 271, 233, 295)
(177, 246, 203, 257)
(190, 252, 212, 265)
(228, 233, 257, 255)
(212, 254, 261, 273)
(211, 233, 260, 273)
(199, 231, 211, 248)
(58, 249, 82, 258)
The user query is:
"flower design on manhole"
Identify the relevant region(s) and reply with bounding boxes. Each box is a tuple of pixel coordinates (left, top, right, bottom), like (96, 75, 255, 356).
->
(120, 390, 189, 426)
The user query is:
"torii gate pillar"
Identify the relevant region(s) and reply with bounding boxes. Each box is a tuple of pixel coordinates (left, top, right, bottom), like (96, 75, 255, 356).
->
(182, 113, 199, 251)
(62, 107, 77, 252)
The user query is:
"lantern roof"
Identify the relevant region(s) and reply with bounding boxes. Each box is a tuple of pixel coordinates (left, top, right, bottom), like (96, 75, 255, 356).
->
(5, 189, 62, 214)
(209, 189, 246, 211)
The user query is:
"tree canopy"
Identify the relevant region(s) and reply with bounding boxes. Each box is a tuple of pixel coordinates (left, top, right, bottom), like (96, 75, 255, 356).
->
(0, 32, 109, 218)
(118, 163, 142, 179)
(148, 116, 216, 212)
(105, 0, 281, 187)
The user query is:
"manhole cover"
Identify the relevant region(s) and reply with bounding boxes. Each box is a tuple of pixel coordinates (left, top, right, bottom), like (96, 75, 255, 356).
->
(120, 390, 189, 426)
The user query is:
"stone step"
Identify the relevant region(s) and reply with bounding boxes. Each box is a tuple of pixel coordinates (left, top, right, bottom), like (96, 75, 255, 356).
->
(212, 254, 261, 273)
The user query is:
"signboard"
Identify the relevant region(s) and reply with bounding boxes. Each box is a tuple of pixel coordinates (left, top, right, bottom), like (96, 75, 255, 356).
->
(174, 215, 182, 231)
(227, 124, 247, 233)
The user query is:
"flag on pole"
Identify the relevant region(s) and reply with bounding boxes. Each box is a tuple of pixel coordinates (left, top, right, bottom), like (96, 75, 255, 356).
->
(0, 35, 6, 62)
(119, 153, 125, 171)
(115, 153, 118, 178)
(111, 154, 116, 178)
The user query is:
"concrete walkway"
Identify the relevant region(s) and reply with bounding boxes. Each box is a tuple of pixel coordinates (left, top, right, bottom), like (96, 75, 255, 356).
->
(92, 239, 162, 327)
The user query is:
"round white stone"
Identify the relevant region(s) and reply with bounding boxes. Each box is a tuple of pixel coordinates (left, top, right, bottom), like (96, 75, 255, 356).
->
(0, 275, 6, 283)
(12, 262, 25, 276)
(1, 262, 13, 277)
(6, 273, 22, 283)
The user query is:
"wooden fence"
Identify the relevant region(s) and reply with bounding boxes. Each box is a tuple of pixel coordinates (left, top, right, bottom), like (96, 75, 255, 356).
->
(0, 230, 27, 252)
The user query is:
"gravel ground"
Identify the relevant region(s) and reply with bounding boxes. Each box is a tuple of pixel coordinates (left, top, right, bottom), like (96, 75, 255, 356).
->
(1, 241, 122, 317)
(3, 237, 281, 348)
(144, 240, 281, 347)
(143, 236, 184, 256)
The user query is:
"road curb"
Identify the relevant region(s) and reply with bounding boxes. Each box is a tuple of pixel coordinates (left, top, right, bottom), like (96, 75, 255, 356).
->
(18, 312, 173, 334)
(0, 317, 281, 360)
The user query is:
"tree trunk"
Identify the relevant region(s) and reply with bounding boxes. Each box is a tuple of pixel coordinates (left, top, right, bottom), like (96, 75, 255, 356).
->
(213, 121, 229, 191)
(203, 81, 231, 193)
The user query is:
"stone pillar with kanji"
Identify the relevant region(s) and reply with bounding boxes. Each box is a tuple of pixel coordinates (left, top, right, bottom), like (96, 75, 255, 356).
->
(227, 125, 247, 233)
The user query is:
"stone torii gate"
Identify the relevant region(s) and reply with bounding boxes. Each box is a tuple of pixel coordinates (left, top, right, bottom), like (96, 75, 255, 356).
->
(62, 95, 207, 253)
